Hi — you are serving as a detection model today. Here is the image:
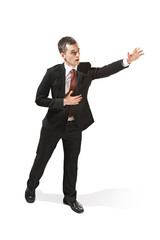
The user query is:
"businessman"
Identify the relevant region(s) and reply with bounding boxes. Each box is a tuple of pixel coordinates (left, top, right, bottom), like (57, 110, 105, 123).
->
(25, 36, 144, 213)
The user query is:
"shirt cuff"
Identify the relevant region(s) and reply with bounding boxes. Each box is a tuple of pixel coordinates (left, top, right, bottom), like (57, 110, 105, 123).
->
(122, 58, 130, 67)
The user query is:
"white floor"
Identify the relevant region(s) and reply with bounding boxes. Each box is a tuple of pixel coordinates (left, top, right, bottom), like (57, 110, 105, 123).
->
(2, 184, 160, 240)
(2, 130, 160, 240)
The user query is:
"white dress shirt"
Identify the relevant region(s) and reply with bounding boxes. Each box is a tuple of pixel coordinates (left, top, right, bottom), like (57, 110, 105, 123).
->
(122, 58, 129, 67)
(64, 62, 78, 121)
(64, 59, 129, 121)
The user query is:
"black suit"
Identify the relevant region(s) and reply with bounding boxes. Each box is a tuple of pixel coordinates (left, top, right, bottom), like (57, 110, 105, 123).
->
(27, 59, 128, 201)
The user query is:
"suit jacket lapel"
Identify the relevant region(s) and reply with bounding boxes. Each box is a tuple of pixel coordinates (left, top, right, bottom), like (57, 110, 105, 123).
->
(74, 69, 83, 95)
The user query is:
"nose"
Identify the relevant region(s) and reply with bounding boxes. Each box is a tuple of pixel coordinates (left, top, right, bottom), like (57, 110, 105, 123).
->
(76, 51, 80, 57)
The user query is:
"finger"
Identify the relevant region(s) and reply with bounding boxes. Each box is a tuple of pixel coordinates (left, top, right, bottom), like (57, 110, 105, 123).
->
(138, 50, 144, 54)
(133, 48, 137, 53)
(135, 48, 140, 53)
(77, 97, 82, 102)
(76, 98, 82, 102)
(72, 94, 82, 97)
(74, 95, 82, 99)
(73, 98, 82, 103)
(69, 90, 73, 96)
(73, 101, 81, 105)
(72, 97, 82, 102)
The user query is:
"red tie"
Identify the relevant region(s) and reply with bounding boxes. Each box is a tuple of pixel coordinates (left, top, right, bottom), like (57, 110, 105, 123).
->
(69, 69, 76, 117)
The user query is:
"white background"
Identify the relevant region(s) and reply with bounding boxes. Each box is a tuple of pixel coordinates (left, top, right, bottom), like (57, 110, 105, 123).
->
(1, 0, 160, 239)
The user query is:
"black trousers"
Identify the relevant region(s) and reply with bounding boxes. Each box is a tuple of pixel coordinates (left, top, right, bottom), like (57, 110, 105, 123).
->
(27, 121, 82, 202)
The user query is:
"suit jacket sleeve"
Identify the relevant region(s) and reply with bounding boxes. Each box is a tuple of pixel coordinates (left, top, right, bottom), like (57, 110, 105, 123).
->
(35, 69, 64, 109)
(88, 59, 129, 80)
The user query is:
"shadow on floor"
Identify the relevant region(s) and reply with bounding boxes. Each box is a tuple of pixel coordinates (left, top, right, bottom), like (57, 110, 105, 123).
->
(36, 188, 144, 210)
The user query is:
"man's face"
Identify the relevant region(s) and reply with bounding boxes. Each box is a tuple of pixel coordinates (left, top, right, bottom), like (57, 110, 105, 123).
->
(61, 43, 80, 67)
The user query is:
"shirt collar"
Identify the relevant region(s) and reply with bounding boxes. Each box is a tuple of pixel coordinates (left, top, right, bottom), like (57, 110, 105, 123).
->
(64, 62, 78, 76)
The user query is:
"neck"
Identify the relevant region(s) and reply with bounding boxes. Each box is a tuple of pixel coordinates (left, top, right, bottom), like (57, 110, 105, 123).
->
(64, 61, 77, 68)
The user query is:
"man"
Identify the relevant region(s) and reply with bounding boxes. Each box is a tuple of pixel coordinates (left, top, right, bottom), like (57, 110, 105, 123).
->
(25, 36, 144, 213)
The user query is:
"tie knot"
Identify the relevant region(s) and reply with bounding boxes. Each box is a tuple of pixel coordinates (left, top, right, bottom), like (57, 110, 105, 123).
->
(70, 69, 76, 73)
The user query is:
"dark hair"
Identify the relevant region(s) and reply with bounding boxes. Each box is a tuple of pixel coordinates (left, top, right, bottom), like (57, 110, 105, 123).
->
(58, 36, 77, 54)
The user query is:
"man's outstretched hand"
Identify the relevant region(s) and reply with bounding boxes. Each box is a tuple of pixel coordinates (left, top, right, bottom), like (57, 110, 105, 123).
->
(127, 48, 144, 64)
(64, 91, 82, 106)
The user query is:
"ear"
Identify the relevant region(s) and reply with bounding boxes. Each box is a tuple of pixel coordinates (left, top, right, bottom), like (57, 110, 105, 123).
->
(60, 52, 65, 60)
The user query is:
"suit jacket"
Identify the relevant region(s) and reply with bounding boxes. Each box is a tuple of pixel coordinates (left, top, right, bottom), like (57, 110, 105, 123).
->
(35, 59, 129, 133)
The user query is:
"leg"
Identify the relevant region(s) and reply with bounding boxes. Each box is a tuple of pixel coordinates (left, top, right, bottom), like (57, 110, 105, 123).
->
(62, 123, 82, 202)
(27, 127, 61, 190)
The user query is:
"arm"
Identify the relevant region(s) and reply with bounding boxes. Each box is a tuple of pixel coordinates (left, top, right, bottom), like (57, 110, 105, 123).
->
(89, 48, 144, 80)
(89, 59, 128, 80)
(35, 69, 64, 109)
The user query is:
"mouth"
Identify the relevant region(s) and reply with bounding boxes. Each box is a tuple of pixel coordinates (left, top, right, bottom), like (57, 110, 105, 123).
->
(75, 59, 79, 61)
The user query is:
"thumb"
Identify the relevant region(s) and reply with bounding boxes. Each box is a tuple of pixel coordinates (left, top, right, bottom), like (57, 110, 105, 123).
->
(127, 52, 130, 58)
(69, 90, 73, 96)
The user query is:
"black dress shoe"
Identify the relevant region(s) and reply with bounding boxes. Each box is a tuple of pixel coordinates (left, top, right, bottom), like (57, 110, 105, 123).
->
(63, 199, 84, 213)
(25, 187, 35, 203)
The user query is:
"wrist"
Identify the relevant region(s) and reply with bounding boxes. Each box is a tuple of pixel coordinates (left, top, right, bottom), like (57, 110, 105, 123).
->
(127, 58, 132, 64)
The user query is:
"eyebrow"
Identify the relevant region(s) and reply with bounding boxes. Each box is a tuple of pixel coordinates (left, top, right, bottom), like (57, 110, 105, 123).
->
(71, 48, 80, 52)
